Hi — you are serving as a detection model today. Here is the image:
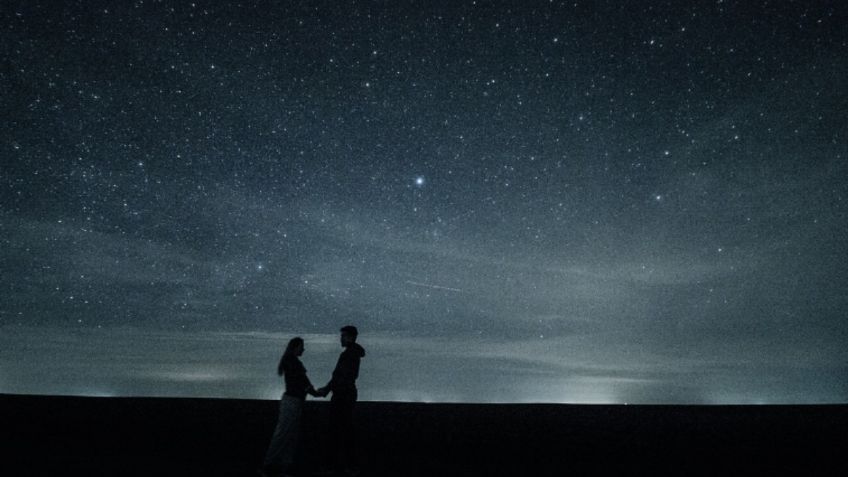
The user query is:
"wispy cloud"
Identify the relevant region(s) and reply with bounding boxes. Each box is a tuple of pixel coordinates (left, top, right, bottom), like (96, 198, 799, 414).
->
(5, 326, 843, 403)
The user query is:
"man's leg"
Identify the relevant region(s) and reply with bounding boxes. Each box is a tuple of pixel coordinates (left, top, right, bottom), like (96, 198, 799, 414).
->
(329, 396, 357, 472)
(342, 399, 357, 469)
(329, 397, 344, 472)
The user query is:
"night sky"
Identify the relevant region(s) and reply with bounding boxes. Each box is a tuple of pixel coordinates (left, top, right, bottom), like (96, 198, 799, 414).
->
(2, 1, 846, 403)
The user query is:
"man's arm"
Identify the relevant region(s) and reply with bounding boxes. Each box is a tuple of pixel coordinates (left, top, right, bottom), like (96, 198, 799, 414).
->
(316, 356, 341, 397)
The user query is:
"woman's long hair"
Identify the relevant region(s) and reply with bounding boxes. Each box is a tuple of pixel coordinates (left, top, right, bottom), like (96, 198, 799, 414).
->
(277, 337, 304, 376)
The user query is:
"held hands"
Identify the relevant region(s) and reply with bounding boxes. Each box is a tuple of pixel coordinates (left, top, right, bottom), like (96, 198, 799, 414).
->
(307, 385, 330, 398)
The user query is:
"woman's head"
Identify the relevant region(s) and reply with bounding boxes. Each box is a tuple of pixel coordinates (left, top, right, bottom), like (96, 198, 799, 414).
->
(285, 337, 304, 357)
(278, 337, 305, 375)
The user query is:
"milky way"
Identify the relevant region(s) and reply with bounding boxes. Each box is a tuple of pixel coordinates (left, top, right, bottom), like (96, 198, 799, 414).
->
(2, 1, 846, 403)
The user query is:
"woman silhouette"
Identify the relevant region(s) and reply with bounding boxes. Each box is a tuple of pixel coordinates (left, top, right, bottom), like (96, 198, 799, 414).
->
(260, 337, 321, 477)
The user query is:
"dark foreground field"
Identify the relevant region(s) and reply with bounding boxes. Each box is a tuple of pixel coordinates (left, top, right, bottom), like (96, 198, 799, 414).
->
(1, 394, 846, 476)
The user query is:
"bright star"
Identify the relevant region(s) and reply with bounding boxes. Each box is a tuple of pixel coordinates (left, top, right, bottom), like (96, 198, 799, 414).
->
(415, 176, 425, 186)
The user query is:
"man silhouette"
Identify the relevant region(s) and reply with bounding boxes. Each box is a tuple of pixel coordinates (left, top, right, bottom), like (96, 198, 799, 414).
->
(317, 325, 365, 476)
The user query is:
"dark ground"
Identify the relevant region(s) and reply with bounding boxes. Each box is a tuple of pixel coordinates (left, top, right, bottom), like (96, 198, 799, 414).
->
(1, 394, 846, 476)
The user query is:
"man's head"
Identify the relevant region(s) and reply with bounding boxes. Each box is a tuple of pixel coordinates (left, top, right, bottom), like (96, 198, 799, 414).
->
(340, 325, 358, 347)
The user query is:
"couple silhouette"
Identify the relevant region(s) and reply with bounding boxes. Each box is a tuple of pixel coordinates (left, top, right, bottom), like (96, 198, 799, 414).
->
(260, 325, 365, 477)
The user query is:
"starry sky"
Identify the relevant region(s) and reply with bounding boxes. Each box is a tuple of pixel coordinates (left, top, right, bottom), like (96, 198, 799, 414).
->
(1, 1, 847, 403)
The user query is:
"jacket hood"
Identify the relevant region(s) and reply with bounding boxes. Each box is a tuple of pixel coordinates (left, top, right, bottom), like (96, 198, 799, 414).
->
(346, 342, 365, 358)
